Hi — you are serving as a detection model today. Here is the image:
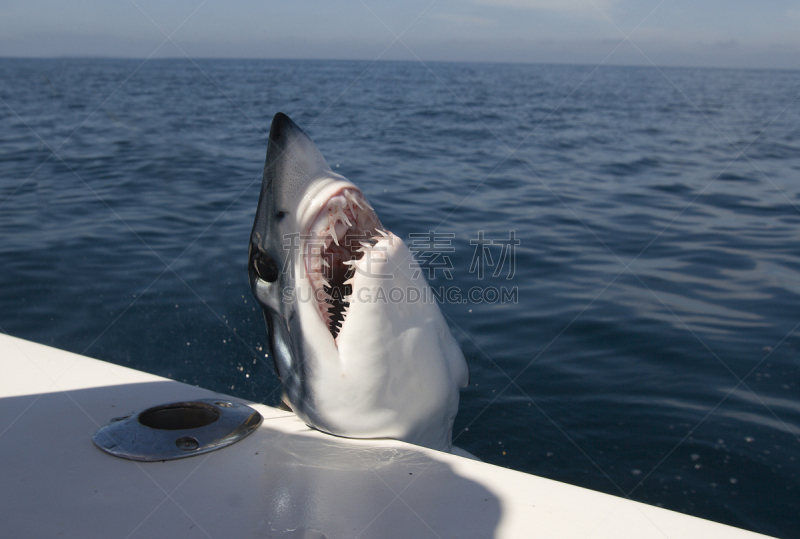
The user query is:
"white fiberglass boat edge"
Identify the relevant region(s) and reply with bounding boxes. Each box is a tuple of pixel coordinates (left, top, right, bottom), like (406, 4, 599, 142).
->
(0, 333, 773, 539)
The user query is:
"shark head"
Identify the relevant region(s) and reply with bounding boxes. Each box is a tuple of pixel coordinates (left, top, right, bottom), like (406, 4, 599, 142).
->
(249, 113, 468, 452)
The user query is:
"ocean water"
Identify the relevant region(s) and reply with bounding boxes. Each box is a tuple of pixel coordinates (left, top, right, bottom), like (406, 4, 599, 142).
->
(1, 58, 799, 537)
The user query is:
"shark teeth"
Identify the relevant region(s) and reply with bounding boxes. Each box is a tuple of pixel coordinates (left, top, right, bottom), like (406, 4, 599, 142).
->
(345, 190, 364, 209)
(332, 206, 352, 227)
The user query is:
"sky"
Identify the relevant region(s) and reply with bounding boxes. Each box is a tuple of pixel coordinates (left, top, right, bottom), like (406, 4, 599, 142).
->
(1, 0, 799, 69)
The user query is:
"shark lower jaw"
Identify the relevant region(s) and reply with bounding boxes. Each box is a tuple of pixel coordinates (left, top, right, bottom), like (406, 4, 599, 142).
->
(302, 186, 383, 342)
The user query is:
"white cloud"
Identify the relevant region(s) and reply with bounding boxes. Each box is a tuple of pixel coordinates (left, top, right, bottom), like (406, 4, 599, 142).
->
(432, 13, 496, 26)
(472, 0, 618, 13)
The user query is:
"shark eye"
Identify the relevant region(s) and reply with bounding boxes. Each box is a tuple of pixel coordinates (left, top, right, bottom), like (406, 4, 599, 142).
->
(253, 251, 279, 282)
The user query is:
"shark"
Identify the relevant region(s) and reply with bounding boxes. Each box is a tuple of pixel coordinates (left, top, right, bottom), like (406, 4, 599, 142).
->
(248, 113, 469, 453)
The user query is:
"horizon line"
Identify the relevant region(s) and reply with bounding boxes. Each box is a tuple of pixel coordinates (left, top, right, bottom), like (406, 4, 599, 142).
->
(1, 55, 798, 74)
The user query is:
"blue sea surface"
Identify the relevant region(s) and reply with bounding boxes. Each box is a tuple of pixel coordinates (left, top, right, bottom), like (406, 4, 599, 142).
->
(1, 58, 799, 537)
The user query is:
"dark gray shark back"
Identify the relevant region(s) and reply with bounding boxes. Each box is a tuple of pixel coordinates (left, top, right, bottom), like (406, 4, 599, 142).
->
(248, 113, 331, 425)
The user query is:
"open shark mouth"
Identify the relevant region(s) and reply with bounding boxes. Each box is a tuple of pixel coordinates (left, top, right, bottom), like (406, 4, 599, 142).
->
(304, 187, 382, 340)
